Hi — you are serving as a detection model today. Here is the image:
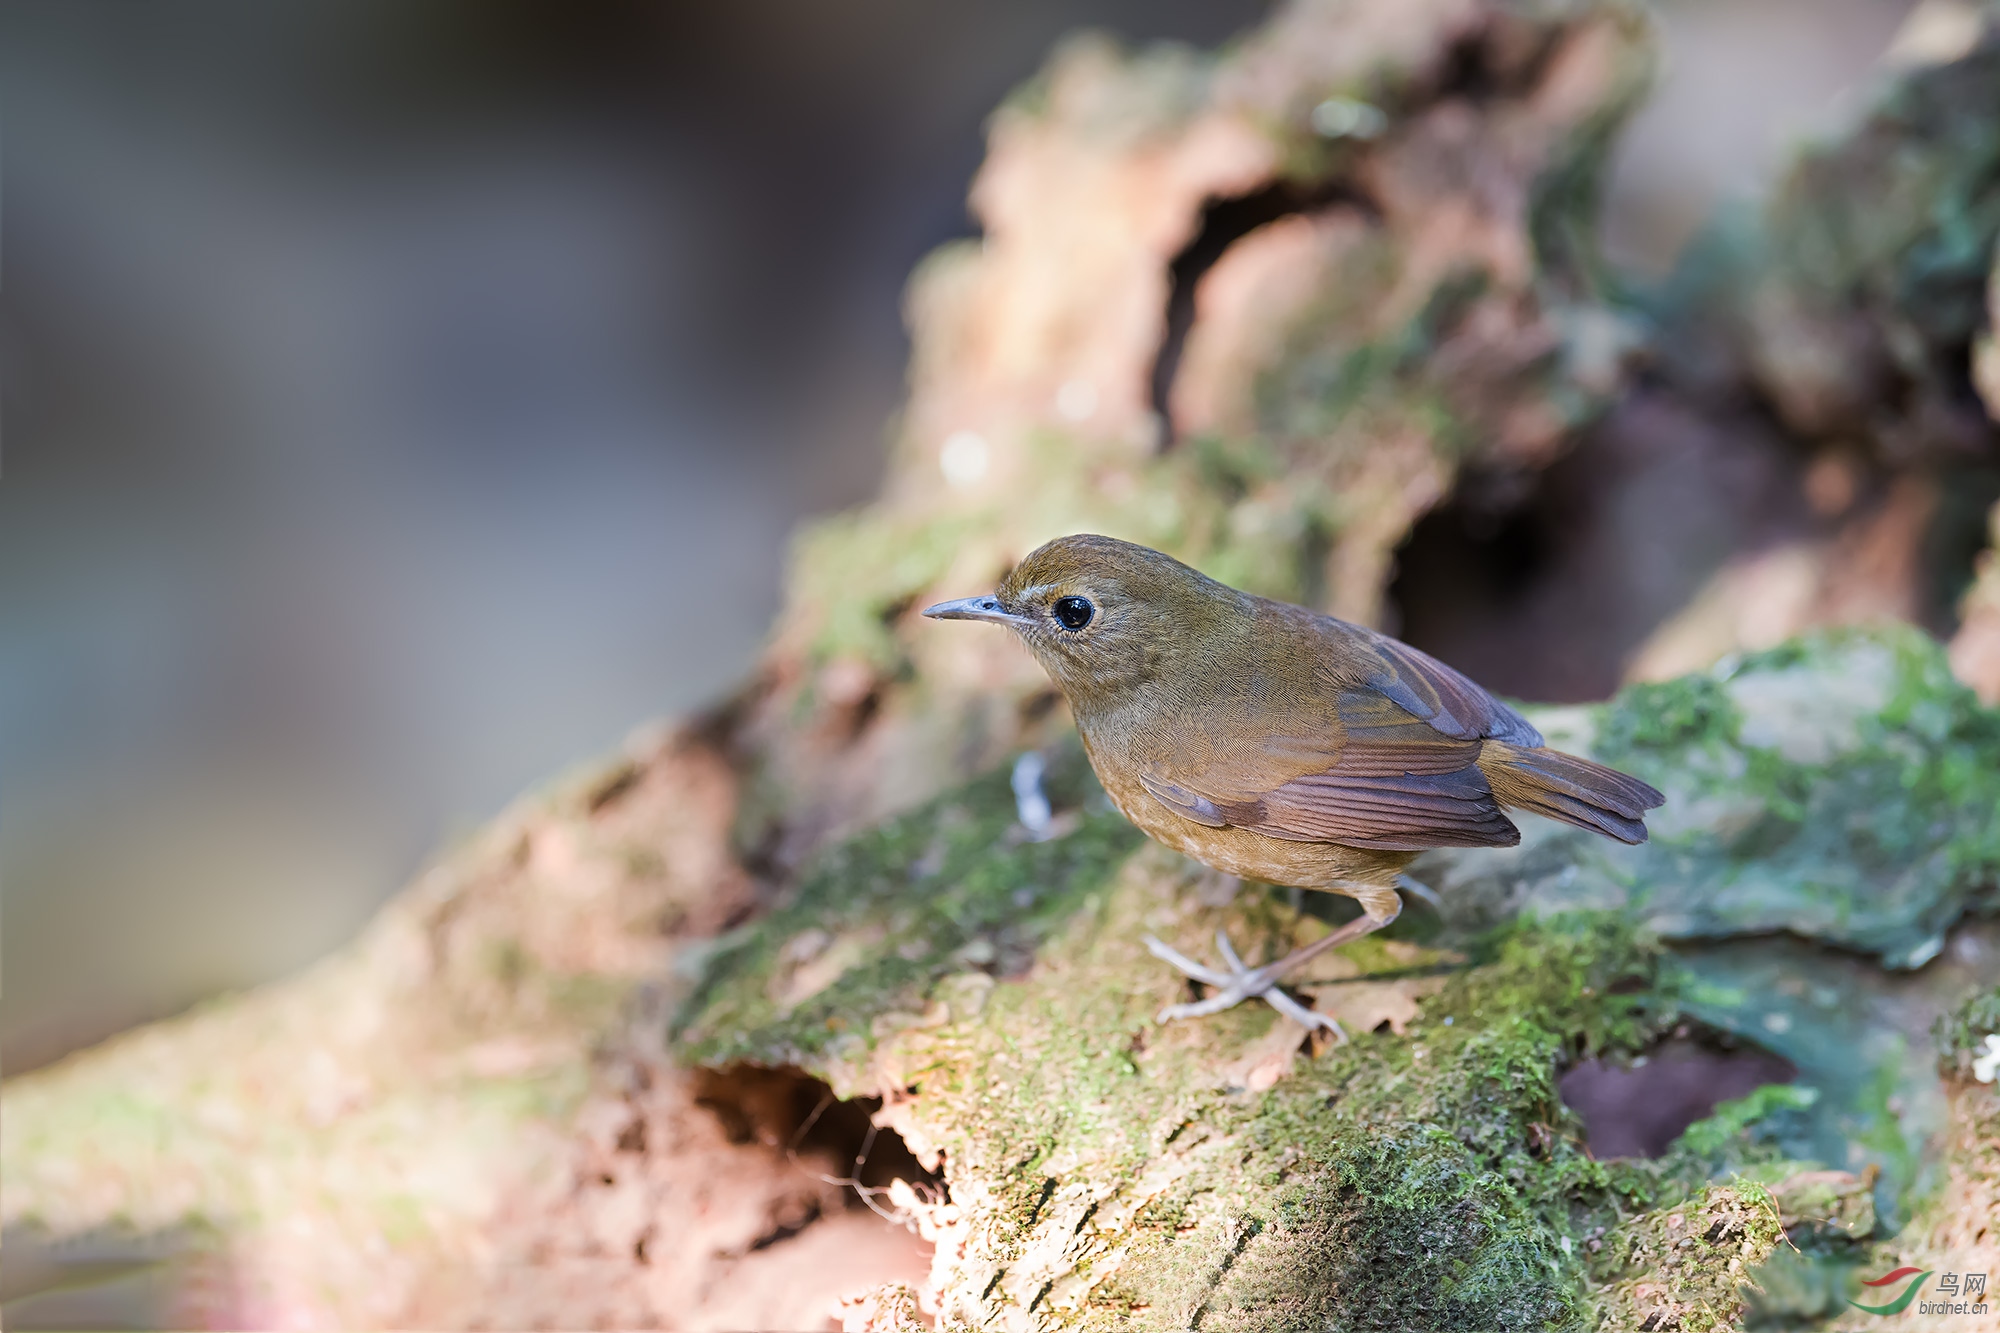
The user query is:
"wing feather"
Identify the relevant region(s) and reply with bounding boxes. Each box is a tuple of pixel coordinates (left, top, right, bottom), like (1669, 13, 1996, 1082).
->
(1137, 614, 1534, 850)
(1256, 767, 1521, 849)
(1368, 636, 1543, 747)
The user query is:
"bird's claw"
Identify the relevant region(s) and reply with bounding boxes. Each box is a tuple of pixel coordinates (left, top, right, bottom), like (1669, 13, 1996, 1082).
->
(1141, 931, 1346, 1041)
(1141, 932, 1230, 986)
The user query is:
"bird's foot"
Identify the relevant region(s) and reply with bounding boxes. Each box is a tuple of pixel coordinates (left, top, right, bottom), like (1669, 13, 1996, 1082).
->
(1142, 931, 1346, 1040)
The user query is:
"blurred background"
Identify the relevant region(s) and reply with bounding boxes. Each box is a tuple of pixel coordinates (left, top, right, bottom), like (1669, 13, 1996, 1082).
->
(0, 0, 1918, 1076)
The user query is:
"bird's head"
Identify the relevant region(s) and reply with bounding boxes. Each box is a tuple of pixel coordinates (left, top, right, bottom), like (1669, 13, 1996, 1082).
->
(922, 534, 1249, 708)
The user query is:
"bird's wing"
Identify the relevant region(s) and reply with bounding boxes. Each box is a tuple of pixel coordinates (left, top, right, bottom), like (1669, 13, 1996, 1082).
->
(1357, 632, 1544, 748)
(1139, 622, 1538, 851)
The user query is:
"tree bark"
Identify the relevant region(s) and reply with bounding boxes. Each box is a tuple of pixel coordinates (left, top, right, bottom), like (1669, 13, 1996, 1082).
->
(8, 1, 2000, 1329)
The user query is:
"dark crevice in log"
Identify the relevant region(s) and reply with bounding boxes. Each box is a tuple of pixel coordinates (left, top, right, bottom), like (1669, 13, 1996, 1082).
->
(1559, 1032, 1796, 1160)
(1149, 179, 1379, 450)
(1386, 385, 1818, 702)
(691, 1062, 946, 1211)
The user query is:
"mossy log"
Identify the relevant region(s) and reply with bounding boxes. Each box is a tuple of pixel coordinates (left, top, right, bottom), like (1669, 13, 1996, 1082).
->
(9, 1, 2000, 1330)
(677, 629, 2000, 1329)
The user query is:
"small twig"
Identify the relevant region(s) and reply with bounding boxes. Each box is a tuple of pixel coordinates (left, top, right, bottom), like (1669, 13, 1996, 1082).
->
(788, 1089, 836, 1153)
(808, 1169, 907, 1223)
(782, 1102, 936, 1226)
(1012, 752, 1055, 839)
(853, 1121, 879, 1180)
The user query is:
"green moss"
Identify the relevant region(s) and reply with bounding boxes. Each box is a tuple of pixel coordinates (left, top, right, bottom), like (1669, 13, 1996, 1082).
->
(1767, 1165, 1877, 1246)
(1445, 627, 2000, 968)
(1878, 630, 2000, 888)
(1594, 672, 1742, 759)
(675, 622, 2000, 1323)
(787, 505, 985, 672)
(672, 632, 2000, 1320)
(1935, 982, 2000, 1080)
(680, 620, 1999, 1322)
(678, 780, 1805, 1329)
(1172, 920, 1681, 1330)
(675, 743, 1144, 1068)
(1675, 1085, 1820, 1162)
(1587, 1184, 1784, 1332)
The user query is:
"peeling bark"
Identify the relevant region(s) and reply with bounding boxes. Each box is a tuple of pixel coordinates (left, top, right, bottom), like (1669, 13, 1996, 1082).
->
(8, 1, 2000, 1329)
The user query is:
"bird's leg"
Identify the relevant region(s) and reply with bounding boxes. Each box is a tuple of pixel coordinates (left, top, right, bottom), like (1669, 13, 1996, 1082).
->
(1142, 884, 1405, 1038)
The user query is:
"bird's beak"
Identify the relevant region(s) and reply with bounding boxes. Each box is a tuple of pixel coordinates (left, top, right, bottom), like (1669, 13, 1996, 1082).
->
(921, 594, 1032, 627)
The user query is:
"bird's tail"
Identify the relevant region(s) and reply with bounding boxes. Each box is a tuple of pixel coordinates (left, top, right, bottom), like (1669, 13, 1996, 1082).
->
(1476, 741, 1664, 846)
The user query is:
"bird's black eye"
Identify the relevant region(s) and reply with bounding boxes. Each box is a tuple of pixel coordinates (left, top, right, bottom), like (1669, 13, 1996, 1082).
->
(1052, 596, 1094, 631)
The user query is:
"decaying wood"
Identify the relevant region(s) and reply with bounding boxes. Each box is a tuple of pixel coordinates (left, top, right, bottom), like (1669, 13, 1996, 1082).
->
(7, 1, 2000, 1329)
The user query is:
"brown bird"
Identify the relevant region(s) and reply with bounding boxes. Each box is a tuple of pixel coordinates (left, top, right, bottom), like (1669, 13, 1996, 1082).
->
(923, 534, 1663, 1037)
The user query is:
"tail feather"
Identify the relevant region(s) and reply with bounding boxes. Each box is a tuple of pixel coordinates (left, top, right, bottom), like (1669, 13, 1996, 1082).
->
(1477, 741, 1664, 846)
